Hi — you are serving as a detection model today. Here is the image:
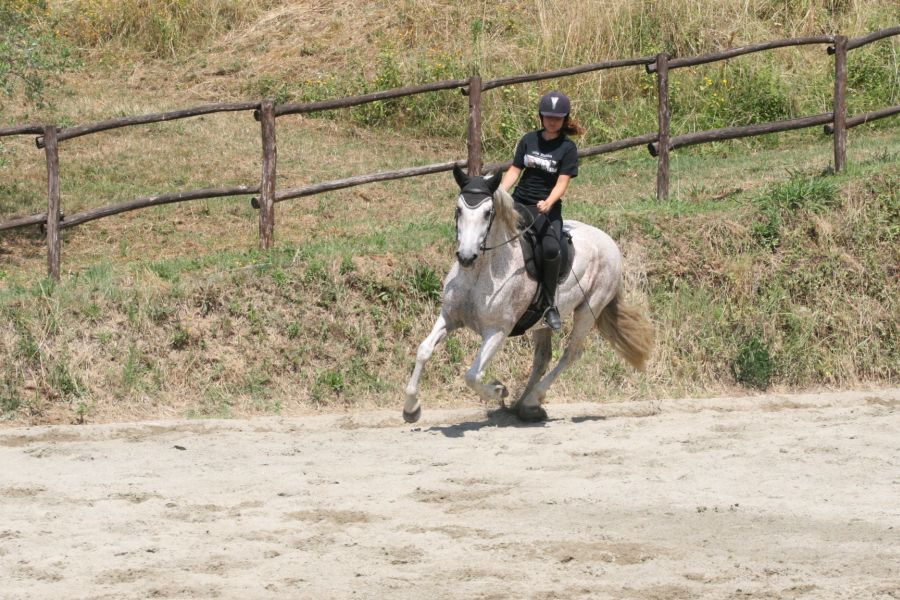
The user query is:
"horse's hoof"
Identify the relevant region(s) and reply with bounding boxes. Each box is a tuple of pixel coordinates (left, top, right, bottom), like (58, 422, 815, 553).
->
(517, 404, 547, 423)
(402, 406, 422, 424)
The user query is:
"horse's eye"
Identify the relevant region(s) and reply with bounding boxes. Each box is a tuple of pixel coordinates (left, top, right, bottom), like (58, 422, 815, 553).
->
(483, 211, 491, 220)
(455, 207, 461, 218)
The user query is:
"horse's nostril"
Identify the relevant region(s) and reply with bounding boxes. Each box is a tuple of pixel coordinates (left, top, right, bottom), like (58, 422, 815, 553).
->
(457, 253, 476, 267)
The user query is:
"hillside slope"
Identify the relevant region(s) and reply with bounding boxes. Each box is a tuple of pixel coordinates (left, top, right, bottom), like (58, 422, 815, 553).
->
(0, 1, 897, 424)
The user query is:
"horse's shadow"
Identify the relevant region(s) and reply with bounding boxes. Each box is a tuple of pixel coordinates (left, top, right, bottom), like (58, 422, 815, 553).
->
(424, 406, 607, 438)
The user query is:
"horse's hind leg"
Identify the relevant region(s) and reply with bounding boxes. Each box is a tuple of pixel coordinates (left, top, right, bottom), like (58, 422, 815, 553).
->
(464, 329, 510, 403)
(511, 328, 552, 411)
(403, 313, 450, 423)
(517, 306, 594, 422)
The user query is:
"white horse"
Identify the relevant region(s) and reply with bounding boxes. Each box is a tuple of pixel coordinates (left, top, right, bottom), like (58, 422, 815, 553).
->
(403, 166, 653, 423)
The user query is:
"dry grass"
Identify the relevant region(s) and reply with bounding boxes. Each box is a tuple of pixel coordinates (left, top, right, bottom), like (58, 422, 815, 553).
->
(1, 1, 898, 425)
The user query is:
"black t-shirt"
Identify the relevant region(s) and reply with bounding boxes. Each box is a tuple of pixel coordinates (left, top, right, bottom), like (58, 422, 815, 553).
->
(511, 130, 579, 206)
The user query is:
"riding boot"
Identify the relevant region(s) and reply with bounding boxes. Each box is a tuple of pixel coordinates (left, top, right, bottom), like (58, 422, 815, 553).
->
(541, 253, 562, 331)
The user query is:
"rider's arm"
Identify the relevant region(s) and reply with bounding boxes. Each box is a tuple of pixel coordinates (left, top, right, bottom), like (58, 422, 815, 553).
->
(500, 166, 522, 193)
(537, 175, 572, 214)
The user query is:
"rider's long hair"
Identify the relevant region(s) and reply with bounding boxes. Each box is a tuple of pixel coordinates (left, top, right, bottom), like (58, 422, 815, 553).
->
(539, 113, 585, 136)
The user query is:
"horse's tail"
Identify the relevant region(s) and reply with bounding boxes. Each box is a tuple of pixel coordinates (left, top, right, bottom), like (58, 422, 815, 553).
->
(595, 293, 654, 371)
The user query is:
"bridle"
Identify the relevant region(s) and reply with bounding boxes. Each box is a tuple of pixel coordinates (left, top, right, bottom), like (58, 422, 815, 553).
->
(456, 190, 536, 253)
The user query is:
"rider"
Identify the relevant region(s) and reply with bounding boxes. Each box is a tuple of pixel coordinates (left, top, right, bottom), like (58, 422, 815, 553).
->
(500, 91, 582, 331)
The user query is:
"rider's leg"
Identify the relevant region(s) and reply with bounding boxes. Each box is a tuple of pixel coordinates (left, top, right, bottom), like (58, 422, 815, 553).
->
(540, 214, 563, 331)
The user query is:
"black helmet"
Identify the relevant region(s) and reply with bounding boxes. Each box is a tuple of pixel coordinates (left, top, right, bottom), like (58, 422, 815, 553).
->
(538, 91, 571, 117)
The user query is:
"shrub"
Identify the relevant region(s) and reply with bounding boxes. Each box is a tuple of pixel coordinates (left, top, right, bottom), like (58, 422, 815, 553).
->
(0, 1, 77, 107)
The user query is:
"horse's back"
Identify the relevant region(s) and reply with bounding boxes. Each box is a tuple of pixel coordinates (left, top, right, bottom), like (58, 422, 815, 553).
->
(563, 219, 620, 256)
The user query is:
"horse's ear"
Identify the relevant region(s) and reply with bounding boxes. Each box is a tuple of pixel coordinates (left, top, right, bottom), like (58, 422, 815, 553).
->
(452, 165, 469, 189)
(484, 169, 505, 194)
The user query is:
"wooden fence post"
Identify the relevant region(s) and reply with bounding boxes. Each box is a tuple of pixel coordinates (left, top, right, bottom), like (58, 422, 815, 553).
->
(831, 35, 848, 172)
(258, 100, 277, 250)
(43, 125, 61, 281)
(467, 75, 483, 176)
(655, 53, 671, 201)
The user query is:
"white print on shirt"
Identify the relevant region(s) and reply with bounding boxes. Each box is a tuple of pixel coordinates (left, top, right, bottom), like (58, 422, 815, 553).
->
(523, 152, 558, 173)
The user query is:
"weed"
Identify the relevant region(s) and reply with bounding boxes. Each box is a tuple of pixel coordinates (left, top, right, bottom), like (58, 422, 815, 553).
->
(339, 256, 356, 275)
(170, 324, 191, 350)
(751, 208, 782, 251)
(252, 75, 292, 104)
(122, 344, 151, 392)
(270, 268, 289, 286)
(15, 324, 41, 366)
(1, 368, 22, 415)
(243, 369, 272, 399)
(50, 356, 85, 399)
(766, 174, 839, 213)
(411, 263, 442, 302)
(74, 400, 92, 424)
(190, 387, 234, 419)
(312, 368, 345, 402)
(732, 337, 775, 390)
(149, 261, 180, 282)
(445, 337, 464, 364)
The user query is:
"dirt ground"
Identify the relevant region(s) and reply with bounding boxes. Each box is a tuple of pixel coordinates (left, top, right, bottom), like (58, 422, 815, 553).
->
(1, 388, 898, 600)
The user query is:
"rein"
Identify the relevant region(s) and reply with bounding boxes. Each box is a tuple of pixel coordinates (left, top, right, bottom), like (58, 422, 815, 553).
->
(480, 207, 536, 251)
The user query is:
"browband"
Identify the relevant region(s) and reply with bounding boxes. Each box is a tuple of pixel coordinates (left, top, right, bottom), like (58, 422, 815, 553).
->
(460, 181, 495, 208)
(460, 191, 492, 208)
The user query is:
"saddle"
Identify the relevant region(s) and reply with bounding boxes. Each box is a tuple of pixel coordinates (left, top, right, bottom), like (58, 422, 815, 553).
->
(509, 204, 575, 337)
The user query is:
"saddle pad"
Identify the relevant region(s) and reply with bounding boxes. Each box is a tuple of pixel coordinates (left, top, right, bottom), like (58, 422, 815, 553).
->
(515, 203, 575, 284)
(509, 205, 576, 337)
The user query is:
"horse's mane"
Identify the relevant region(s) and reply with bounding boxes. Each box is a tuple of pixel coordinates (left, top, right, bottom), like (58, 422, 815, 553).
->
(493, 186, 522, 235)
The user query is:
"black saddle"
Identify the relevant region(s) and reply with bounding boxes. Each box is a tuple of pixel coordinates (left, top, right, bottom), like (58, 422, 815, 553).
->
(509, 204, 575, 337)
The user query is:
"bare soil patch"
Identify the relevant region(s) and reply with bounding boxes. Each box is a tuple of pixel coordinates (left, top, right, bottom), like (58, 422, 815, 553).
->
(1, 388, 898, 599)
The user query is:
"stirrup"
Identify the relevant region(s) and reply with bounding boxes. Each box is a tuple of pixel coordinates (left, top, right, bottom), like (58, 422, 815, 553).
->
(543, 306, 561, 331)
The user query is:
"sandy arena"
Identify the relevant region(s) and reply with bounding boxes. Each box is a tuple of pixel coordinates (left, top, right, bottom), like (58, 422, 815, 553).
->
(1, 388, 898, 599)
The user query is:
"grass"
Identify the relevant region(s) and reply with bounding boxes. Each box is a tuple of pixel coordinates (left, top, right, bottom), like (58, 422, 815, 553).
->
(1, 126, 897, 424)
(0, 0, 898, 424)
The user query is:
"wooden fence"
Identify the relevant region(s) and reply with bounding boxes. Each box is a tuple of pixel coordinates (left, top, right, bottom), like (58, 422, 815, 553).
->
(1, 27, 898, 280)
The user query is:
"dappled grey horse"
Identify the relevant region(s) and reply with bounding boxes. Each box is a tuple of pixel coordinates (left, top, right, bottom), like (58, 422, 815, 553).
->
(403, 167, 653, 423)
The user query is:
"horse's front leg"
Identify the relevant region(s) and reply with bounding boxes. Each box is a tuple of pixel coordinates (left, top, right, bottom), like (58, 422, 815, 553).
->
(403, 313, 450, 423)
(464, 329, 510, 403)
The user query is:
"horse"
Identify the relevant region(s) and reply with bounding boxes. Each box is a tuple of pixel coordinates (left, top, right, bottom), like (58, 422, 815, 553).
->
(403, 166, 653, 423)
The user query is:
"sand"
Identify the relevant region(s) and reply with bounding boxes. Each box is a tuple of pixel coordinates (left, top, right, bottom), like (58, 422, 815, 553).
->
(1, 388, 898, 599)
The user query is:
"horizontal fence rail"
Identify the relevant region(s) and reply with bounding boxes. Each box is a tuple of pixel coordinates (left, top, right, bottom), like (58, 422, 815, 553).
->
(34, 102, 260, 148)
(846, 25, 900, 50)
(478, 57, 657, 92)
(272, 79, 471, 118)
(824, 105, 900, 133)
(0, 124, 45, 137)
(1, 27, 898, 280)
(61, 185, 261, 229)
(648, 113, 836, 156)
(646, 36, 835, 73)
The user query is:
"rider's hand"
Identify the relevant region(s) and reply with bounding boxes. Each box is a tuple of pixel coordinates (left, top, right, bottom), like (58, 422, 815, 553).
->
(536, 199, 554, 214)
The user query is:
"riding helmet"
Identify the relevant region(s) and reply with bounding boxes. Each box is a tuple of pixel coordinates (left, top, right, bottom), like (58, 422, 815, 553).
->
(538, 91, 571, 117)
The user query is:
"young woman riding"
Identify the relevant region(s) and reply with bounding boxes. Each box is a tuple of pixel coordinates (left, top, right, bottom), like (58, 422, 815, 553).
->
(499, 90, 582, 331)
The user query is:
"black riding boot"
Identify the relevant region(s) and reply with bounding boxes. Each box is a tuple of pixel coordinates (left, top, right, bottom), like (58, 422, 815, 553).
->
(541, 253, 562, 331)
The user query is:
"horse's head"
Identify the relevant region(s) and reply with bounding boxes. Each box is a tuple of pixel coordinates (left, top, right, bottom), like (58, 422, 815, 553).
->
(452, 165, 502, 268)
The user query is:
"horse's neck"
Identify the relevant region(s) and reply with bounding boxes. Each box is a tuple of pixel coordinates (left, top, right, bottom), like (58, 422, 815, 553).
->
(479, 224, 523, 277)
